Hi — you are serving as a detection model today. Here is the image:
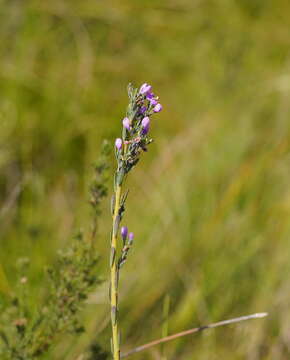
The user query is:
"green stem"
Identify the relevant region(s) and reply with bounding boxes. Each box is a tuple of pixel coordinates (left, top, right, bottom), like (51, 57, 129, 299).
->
(110, 184, 122, 360)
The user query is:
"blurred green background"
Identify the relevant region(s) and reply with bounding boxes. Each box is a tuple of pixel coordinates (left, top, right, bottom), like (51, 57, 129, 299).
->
(1, 0, 290, 359)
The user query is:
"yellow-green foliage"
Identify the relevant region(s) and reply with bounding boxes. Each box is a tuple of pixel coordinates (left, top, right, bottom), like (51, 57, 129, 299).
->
(0, 0, 290, 359)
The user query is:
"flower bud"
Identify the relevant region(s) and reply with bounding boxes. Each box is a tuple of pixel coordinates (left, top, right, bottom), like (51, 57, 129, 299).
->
(139, 83, 152, 95)
(115, 138, 122, 150)
(146, 91, 155, 99)
(121, 226, 128, 240)
(140, 106, 147, 114)
(128, 232, 134, 244)
(122, 117, 130, 130)
(141, 116, 150, 135)
(153, 103, 162, 113)
(150, 98, 158, 106)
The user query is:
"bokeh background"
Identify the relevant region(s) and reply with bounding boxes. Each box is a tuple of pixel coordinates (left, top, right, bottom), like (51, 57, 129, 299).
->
(1, 0, 290, 359)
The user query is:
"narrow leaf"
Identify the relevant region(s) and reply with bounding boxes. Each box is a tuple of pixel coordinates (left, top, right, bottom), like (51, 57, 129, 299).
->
(111, 306, 117, 325)
(110, 247, 116, 267)
(111, 194, 116, 216)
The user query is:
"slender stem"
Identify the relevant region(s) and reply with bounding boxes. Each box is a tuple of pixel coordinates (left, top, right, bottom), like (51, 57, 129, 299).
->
(121, 312, 268, 358)
(111, 184, 122, 360)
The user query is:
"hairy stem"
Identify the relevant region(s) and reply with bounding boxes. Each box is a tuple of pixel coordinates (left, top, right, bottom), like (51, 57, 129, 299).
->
(110, 184, 122, 360)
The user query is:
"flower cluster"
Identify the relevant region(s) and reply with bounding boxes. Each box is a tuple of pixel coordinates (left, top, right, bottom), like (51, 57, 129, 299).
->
(114, 83, 162, 186)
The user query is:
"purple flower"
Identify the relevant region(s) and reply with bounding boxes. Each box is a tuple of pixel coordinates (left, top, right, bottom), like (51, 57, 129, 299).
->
(146, 91, 155, 99)
(141, 117, 150, 135)
(122, 117, 131, 130)
(140, 106, 147, 114)
(153, 103, 162, 113)
(128, 232, 134, 244)
(139, 83, 152, 95)
(115, 138, 122, 150)
(121, 226, 128, 240)
(150, 98, 158, 106)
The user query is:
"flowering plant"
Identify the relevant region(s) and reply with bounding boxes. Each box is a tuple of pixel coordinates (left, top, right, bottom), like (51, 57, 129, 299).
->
(110, 83, 162, 360)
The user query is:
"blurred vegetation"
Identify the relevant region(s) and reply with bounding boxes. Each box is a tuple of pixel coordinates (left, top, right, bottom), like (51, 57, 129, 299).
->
(0, 0, 290, 359)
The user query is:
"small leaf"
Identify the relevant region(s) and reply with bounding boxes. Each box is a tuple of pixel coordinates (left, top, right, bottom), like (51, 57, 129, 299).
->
(115, 270, 119, 288)
(127, 83, 133, 98)
(111, 306, 117, 325)
(111, 194, 116, 216)
(116, 167, 125, 186)
(121, 189, 129, 207)
(113, 215, 120, 237)
(110, 247, 116, 267)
